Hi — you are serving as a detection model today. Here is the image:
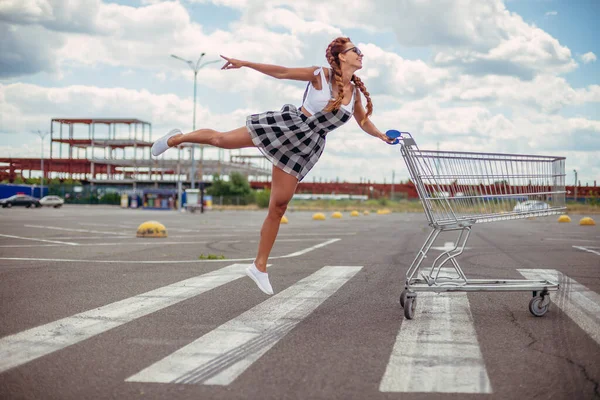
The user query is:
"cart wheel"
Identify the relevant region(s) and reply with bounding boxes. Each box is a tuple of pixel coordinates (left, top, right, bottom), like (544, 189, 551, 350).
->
(529, 295, 550, 317)
(404, 296, 417, 320)
(399, 290, 408, 308)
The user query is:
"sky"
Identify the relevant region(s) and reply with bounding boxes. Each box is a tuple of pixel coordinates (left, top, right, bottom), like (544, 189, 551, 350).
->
(0, 0, 598, 185)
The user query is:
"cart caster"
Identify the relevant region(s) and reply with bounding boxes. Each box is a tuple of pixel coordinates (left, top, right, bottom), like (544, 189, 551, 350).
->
(529, 295, 550, 317)
(404, 294, 417, 320)
(399, 290, 408, 308)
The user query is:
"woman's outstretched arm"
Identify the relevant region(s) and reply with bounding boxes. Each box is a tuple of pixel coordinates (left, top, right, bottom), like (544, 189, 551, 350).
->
(220, 55, 317, 82)
(353, 92, 395, 144)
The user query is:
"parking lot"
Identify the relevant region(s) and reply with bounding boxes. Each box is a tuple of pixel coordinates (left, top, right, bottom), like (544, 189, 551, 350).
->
(1, 205, 599, 399)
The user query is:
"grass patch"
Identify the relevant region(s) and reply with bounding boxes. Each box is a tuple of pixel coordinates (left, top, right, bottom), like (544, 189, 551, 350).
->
(287, 199, 425, 212)
(565, 202, 600, 214)
(198, 254, 227, 260)
(210, 199, 600, 214)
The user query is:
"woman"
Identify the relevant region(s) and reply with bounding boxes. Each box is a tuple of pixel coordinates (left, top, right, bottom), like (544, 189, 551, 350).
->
(151, 37, 393, 295)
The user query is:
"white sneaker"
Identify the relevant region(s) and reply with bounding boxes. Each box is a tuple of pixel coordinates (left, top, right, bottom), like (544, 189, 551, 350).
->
(246, 264, 274, 295)
(151, 129, 181, 156)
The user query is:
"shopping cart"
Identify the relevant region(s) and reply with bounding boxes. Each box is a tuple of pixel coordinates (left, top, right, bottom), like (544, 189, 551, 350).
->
(392, 132, 566, 320)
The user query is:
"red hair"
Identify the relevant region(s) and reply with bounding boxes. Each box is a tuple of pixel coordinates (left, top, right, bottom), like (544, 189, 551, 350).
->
(324, 37, 373, 126)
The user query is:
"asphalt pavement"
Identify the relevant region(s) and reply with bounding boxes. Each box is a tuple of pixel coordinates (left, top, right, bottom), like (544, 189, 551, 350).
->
(0, 205, 598, 400)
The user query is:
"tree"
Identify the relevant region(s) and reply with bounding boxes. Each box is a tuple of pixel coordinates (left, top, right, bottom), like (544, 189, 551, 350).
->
(207, 172, 252, 197)
(229, 172, 252, 196)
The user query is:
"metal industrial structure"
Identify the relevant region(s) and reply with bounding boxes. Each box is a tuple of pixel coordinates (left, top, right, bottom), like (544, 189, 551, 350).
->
(1, 119, 598, 202)
(0, 118, 271, 186)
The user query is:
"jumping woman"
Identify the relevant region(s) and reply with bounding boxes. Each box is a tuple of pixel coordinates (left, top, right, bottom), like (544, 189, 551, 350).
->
(151, 37, 393, 295)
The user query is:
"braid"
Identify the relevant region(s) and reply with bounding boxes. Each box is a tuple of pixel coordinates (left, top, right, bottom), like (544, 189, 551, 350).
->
(324, 37, 347, 112)
(351, 74, 372, 126)
(322, 37, 374, 122)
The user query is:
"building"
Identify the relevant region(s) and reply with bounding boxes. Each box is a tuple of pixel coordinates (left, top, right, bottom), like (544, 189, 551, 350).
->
(0, 118, 271, 187)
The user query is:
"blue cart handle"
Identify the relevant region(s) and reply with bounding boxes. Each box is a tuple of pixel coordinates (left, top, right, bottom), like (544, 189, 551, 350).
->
(385, 130, 412, 145)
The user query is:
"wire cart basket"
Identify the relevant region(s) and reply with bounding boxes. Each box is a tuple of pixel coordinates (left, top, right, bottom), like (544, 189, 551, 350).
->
(395, 132, 566, 319)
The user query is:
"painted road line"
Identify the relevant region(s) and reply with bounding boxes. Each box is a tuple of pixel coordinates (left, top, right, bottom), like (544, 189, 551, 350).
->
(0, 263, 256, 373)
(126, 266, 362, 386)
(380, 292, 492, 394)
(0, 245, 66, 248)
(280, 238, 340, 258)
(0, 234, 78, 246)
(573, 246, 600, 256)
(0, 238, 341, 263)
(431, 241, 470, 251)
(0, 239, 335, 249)
(0, 242, 211, 248)
(518, 269, 600, 346)
(24, 225, 126, 236)
(545, 238, 599, 242)
(46, 233, 356, 239)
(45, 236, 130, 240)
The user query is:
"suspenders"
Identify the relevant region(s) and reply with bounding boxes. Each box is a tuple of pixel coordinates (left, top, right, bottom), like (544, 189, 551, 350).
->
(302, 67, 328, 104)
(301, 67, 355, 110)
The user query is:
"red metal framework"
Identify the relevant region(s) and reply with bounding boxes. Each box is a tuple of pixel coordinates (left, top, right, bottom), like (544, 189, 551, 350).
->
(1, 117, 596, 199)
(50, 118, 152, 181)
(0, 118, 270, 183)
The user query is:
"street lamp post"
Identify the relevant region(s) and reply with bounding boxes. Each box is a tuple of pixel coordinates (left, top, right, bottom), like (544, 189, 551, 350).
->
(170, 53, 220, 189)
(574, 169, 578, 202)
(32, 130, 50, 197)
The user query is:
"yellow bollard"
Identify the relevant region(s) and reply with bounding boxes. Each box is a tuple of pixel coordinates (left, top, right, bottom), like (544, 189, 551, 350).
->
(331, 211, 343, 219)
(281, 215, 288, 224)
(136, 221, 167, 238)
(350, 210, 359, 217)
(557, 215, 571, 223)
(363, 210, 370, 216)
(580, 217, 596, 226)
(313, 212, 326, 220)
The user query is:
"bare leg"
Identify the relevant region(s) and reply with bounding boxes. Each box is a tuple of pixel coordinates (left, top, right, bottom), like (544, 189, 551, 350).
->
(168, 126, 255, 149)
(254, 165, 299, 272)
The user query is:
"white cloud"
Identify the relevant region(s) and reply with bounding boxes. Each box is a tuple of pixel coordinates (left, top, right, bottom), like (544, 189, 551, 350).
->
(436, 74, 600, 113)
(432, 20, 576, 79)
(1, 0, 579, 81)
(0, 0, 106, 78)
(201, 0, 577, 79)
(581, 52, 597, 64)
(0, 22, 65, 78)
(1, 0, 598, 184)
(357, 43, 450, 99)
(0, 0, 104, 33)
(545, 11, 557, 16)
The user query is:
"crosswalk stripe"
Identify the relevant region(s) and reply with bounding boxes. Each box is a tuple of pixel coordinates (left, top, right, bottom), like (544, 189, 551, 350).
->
(126, 266, 362, 386)
(573, 246, 600, 256)
(518, 269, 600, 346)
(379, 292, 492, 393)
(0, 263, 253, 373)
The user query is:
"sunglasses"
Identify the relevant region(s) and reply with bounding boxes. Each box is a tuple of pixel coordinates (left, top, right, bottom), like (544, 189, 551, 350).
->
(341, 47, 363, 56)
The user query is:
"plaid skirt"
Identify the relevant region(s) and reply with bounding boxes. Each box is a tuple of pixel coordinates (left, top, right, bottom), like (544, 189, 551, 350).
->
(246, 104, 326, 181)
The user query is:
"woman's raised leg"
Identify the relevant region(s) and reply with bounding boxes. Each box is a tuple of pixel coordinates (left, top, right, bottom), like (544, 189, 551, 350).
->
(169, 126, 255, 149)
(152, 126, 255, 156)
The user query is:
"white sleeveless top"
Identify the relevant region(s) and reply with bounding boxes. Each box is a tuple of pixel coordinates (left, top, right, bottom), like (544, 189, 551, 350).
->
(302, 67, 355, 115)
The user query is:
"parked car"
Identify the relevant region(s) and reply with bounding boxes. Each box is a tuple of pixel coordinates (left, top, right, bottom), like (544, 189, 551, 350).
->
(513, 200, 550, 213)
(40, 195, 65, 208)
(0, 194, 41, 208)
